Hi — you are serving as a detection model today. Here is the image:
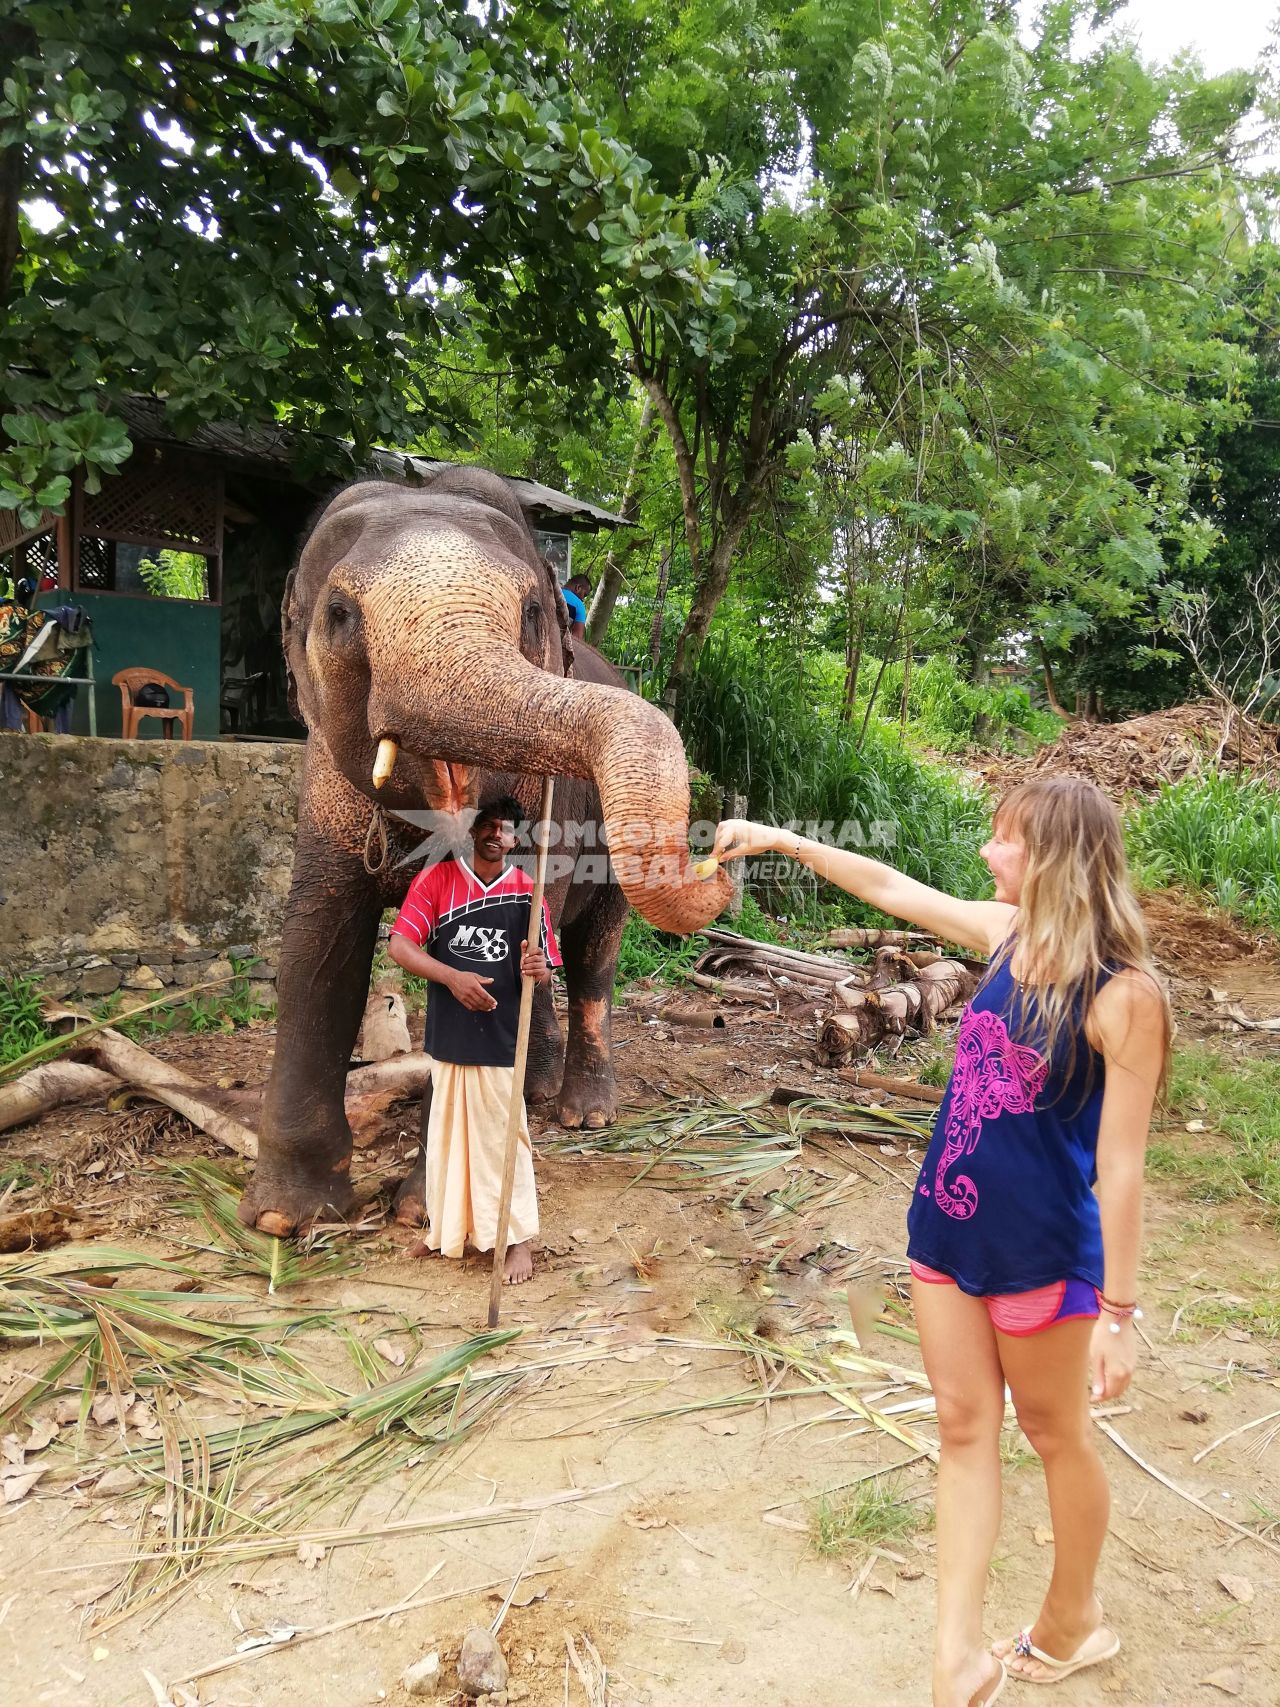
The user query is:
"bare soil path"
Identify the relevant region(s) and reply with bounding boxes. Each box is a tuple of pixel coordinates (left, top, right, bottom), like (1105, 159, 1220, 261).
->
(2, 909, 1278, 1707)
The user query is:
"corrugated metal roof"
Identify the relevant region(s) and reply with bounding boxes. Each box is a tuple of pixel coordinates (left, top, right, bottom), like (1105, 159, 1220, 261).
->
(107, 395, 629, 531)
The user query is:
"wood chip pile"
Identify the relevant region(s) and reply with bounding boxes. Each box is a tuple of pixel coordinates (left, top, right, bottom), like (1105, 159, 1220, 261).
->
(1014, 701, 1280, 796)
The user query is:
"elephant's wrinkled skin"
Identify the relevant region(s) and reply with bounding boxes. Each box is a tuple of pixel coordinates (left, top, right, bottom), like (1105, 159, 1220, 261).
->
(240, 468, 733, 1235)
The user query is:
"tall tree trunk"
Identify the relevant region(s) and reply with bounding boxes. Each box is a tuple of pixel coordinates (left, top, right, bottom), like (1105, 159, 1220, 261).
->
(586, 397, 657, 646)
(1034, 636, 1072, 720)
(840, 521, 865, 724)
(649, 549, 671, 673)
(965, 623, 993, 744)
(857, 597, 907, 749)
(0, 23, 32, 305)
(898, 548, 914, 731)
(662, 507, 752, 719)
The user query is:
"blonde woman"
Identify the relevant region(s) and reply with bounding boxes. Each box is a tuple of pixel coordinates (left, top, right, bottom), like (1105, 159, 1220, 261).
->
(713, 779, 1169, 1707)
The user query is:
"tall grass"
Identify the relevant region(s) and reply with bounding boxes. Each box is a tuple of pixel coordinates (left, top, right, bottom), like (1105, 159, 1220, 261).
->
(876, 655, 1061, 752)
(0, 974, 48, 1067)
(679, 633, 992, 915)
(1148, 1045, 1280, 1221)
(1127, 771, 1280, 932)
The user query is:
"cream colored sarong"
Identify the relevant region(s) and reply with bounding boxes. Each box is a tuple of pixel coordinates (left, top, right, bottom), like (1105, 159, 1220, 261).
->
(424, 1061, 538, 1258)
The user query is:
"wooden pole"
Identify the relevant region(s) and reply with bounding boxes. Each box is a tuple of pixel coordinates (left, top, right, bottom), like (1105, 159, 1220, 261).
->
(488, 774, 556, 1327)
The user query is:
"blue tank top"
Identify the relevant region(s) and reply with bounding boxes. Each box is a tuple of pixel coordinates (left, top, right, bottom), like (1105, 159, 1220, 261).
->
(906, 952, 1114, 1295)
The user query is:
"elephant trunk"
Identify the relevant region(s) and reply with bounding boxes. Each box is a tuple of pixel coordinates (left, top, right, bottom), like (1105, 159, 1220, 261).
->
(362, 557, 734, 934)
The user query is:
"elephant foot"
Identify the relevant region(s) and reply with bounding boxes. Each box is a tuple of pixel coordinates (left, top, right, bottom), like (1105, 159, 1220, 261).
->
(557, 1065, 617, 1131)
(392, 1150, 428, 1228)
(236, 1157, 355, 1237)
(525, 1059, 564, 1106)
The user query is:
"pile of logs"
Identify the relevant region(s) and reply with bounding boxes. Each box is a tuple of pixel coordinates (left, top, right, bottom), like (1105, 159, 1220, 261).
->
(815, 950, 979, 1064)
(690, 929, 982, 1066)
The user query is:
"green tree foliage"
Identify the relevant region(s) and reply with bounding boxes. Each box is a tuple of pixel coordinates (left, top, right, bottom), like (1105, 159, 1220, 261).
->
(137, 547, 208, 600)
(0, 0, 732, 526)
(565, 0, 1263, 715)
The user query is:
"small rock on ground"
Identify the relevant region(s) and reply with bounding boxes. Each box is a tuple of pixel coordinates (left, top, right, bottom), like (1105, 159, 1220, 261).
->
(458, 1627, 508, 1698)
(401, 1651, 441, 1697)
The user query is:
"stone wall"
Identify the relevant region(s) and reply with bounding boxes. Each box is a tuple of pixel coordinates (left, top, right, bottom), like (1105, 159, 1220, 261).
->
(1, 735, 303, 1001)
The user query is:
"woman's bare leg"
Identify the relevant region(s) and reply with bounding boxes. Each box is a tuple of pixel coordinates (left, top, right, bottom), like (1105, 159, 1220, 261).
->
(913, 1279, 1007, 1707)
(994, 1319, 1113, 1679)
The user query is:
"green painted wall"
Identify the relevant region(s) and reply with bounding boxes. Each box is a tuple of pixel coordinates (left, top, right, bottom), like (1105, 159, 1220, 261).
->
(57, 594, 221, 740)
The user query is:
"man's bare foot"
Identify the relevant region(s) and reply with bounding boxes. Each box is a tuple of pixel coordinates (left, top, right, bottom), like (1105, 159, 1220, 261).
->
(503, 1240, 534, 1285)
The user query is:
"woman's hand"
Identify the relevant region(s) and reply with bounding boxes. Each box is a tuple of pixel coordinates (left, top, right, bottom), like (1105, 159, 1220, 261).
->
(1090, 1315, 1137, 1401)
(712, 819, 788, 863)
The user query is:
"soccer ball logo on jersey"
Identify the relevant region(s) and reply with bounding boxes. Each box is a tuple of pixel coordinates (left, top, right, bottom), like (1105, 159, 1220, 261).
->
(447, 923, 510, 964)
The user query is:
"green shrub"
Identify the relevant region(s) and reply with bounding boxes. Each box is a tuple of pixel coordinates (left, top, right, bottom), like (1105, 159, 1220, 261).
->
(1127, 771, 1280, 932)
(875, 655, 1061, 752)
(0, 975, 48, 1067)
(615, 915, 708, 986)
(679, 633, 993, 921)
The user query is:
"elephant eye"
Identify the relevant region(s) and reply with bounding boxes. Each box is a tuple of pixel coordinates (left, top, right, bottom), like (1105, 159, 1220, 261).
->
(327, 596, 356, 633)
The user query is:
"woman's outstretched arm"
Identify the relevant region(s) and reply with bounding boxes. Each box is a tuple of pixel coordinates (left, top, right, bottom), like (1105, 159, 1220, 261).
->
(711, 819, 1015, 955)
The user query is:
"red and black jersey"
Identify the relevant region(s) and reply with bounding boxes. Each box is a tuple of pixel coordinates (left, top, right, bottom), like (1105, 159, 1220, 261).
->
(389, 857, 562, 1067)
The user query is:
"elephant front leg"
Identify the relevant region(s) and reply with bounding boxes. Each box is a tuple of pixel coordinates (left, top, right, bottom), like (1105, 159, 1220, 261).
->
(239, 856, 382, 1236)
(525, 982, 565, 1106)
(557, 887, 628, 1130)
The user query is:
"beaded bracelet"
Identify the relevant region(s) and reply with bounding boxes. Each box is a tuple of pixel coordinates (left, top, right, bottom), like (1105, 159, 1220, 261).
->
(1098, 1295, 1143, 1334)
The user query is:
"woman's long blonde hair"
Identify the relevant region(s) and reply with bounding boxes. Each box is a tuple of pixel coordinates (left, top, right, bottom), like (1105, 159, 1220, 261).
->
(992, 776, 1172, 1090)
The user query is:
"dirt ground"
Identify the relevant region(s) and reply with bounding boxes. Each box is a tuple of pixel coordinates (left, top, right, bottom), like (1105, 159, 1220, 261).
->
(2, 904, 1279, 1707)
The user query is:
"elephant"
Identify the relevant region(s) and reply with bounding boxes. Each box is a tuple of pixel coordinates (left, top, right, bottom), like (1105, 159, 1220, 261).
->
(239, 466, 735, 1235)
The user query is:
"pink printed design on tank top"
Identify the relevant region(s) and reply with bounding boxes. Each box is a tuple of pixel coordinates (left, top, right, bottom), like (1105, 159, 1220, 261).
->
(933, 1007, 1048, 1219)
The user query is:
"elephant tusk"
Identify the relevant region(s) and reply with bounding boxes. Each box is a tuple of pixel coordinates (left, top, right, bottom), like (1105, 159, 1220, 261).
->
(372, 737, 399, 789)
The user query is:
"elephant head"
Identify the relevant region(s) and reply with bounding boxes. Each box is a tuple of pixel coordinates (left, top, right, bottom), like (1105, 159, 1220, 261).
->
(283, 468, 734, 933)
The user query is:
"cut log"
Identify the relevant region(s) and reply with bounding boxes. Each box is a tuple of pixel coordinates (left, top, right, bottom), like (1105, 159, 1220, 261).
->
(354, 988, 412, 1061)
(816, 961, 978, 1064)
(0, 1062, 122, 1134)
(818, 928, 934, 949)
(836, 1068, 946, 1106)
(345, 1054, 432, 1098)
(1, 1014, 433, 1157)
(688, 973, 778, 1009)
(658, 1005, 726, 1029)
(346, 1054, 433, 1148)
(701, 929, 867, 978)
(37, 1017, 263, 1160)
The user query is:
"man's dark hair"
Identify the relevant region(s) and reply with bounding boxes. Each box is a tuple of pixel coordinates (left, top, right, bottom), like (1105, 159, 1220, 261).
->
(565, 574, 591, 597)
(474, 793, 524, 830)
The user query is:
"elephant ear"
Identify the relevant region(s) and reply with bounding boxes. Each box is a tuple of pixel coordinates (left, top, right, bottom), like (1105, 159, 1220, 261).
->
(280, 566, 307, 728)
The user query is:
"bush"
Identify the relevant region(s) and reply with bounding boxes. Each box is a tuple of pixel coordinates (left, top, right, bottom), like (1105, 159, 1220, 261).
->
(679, 633, 993, 919)
(615, 915, 707, 986)
(0, 975, 48, 1067)
(875, 655, 1061, 752)
(1127, 771, 1280, 932)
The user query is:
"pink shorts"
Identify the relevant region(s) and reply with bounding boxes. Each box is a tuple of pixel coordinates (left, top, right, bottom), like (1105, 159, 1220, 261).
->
(910, 1261, 1101, 1336)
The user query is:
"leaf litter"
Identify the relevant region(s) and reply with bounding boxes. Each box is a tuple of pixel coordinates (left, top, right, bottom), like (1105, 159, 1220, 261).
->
(4, 1043, 1277, 1698)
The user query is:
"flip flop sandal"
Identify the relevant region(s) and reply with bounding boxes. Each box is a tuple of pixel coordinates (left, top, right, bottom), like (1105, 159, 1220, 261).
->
(1007, 1624, 1120, 1684)
(976, 1659, 1008, 1705)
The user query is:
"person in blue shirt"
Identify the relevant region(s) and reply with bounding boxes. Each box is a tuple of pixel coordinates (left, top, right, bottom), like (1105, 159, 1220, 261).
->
(562, 574, 590, 638)
(714, 778, 1169, 1707)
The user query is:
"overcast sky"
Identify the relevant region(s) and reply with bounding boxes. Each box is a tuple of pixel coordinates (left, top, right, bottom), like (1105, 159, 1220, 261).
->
(1078, 0, 1276, 76)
